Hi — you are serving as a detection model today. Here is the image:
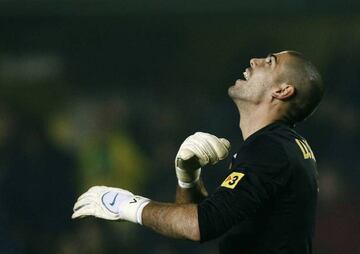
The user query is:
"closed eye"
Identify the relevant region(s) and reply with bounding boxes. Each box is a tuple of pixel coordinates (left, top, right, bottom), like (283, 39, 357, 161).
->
(266, 54, 277, 65)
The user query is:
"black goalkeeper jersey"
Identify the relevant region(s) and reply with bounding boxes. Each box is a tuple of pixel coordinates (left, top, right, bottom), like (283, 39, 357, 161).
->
(198, 121, 318, 254)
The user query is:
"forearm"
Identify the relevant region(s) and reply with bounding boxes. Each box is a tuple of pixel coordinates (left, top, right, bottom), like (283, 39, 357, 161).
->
(142, 201, 200, 241)
(175, 178, 208, 204)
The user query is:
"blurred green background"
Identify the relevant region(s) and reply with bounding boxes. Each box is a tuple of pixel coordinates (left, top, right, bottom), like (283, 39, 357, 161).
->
(0, 1, 359, 253)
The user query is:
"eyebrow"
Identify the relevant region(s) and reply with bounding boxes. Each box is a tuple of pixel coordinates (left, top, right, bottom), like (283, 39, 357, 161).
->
(267, 53, 277, 63)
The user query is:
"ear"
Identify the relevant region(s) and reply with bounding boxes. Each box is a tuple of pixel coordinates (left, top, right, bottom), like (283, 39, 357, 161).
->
(272, 83, 295, 101)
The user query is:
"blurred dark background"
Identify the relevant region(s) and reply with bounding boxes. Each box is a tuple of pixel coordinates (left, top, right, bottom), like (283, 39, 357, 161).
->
(0, 1, 359, 253)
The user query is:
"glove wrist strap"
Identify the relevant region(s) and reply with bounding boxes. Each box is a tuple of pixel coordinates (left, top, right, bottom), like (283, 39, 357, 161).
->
(178, 177, 200, 188)
(136, 198, 151, 225)
(119, 195, 150, 224)
(175, 167, 201, 188)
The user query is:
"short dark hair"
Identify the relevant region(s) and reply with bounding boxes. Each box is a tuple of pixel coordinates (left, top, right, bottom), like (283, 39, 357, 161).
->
(282, 51, 324, 124)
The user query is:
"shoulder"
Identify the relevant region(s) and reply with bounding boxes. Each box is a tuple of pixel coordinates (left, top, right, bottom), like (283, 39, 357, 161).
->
(227, 132, 292, 188)
(236, 132, 288, 166)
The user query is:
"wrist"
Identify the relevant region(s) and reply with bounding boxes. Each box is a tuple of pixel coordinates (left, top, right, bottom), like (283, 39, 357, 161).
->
(178, 178, 200, 188)
(118, 195, 151, 224)
(135, 196, 151, 225)
(176, 167, 201, 189)
(175, 167, 201, 188)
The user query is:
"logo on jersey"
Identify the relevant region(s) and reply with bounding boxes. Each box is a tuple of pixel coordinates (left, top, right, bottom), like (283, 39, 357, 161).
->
(295, 138, 315, 160)
(221, 172, 244, 189)
(228, 153, 238, 170)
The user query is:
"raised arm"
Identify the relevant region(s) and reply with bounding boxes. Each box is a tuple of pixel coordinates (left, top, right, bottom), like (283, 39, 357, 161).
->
(174, 132, 230, 203)
(141, 133, 231, 240)
(175, 179, 208, 204)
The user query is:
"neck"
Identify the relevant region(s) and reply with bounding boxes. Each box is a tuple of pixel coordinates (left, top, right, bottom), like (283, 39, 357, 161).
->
(236, 103, 282, 140)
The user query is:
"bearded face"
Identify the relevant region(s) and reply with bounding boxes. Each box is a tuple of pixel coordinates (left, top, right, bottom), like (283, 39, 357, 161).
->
(228, 51, 295, 107)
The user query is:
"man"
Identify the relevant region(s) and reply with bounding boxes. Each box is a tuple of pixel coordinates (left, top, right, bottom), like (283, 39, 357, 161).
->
(72, 50, 324, 254)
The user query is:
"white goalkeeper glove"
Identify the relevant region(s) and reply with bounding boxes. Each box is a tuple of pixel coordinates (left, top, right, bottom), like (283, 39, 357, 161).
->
(175, 132, 231, 188)
(71, 186, 150, 225)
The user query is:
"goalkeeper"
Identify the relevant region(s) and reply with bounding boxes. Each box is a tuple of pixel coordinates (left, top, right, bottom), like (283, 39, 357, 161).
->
(72, 51, 324, 254)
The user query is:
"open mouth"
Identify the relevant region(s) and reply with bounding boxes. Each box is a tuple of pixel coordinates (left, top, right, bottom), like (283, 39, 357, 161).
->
(243, 68, 251, 81)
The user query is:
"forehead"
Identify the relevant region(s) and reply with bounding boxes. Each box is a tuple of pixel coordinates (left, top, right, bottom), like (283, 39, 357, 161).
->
(274, 50, 300, 60)
(275, 50, 291, 55)
(273, 51, 302, 67)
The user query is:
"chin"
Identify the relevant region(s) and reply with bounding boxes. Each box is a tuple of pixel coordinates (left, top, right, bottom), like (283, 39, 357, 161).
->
(228, 85, 243, 98)
(228, 86, 236, 98)
(228, 87, 252, 105)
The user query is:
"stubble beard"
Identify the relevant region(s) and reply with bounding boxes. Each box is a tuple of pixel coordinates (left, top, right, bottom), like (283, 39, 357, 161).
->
(228, 85, 252, 114)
